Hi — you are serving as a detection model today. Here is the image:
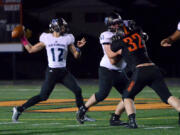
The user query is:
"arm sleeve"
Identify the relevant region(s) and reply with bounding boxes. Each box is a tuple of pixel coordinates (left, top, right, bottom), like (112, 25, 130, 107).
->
(68, 34, 75, 45)
(39, 33, 46, 44)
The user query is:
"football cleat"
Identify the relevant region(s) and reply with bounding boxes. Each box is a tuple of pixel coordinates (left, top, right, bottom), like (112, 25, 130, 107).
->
(76, 106, 87, 124)
(109, 113, 128, 126)
(84, 115, 96, 122)
(12, 107, 21, 122)
(126, 117, 138, 129)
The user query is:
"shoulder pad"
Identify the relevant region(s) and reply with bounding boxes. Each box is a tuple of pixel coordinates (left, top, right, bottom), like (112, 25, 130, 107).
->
(100, 31, 114, 39)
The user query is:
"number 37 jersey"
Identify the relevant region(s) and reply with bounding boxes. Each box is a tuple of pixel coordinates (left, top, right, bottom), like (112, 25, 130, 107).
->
(39, 33, 75, 68)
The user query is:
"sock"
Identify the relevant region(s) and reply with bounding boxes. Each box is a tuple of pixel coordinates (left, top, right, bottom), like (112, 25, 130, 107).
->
(112, 113, 120, 120)
(79, 105, 88, 113)
(128, 113, 136, 119)
(17, 106, 24, 113)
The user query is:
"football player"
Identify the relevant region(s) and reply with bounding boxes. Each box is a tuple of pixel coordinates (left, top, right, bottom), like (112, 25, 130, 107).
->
(76, 12, 132, 126)
(111, 18, 180, 128)
(161, 22, 180, 47)
(12, 18, 93, 122)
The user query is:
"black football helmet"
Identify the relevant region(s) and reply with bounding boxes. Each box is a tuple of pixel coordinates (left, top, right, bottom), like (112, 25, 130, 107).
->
(104, 12, 124, 32)
(115, 20, 136, 38)
(49, 18, 69, 34)
(123, 20, 136, 31)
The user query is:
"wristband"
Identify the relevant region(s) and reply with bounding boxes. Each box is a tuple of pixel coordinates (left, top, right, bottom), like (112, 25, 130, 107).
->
(21, 35, 29, 46)
(75, 47, 81, 53)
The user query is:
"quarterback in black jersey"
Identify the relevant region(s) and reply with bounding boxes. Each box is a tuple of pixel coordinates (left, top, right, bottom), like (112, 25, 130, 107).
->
(111, 22, 180, 128)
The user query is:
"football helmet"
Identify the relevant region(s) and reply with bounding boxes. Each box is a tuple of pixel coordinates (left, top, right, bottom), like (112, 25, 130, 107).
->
(123, 20, 136, 31)
(49, 18, 68, 34)
(104, 12, 124, 32)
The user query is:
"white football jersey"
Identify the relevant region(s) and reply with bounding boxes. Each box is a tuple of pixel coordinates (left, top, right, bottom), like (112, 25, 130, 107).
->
(99, 31, 127, 70)
(177, 22, 180, 31)
(39, 33, 75, 68)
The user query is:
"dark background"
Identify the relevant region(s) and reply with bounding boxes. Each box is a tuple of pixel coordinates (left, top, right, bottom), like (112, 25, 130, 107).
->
(1, 0, 180, 80)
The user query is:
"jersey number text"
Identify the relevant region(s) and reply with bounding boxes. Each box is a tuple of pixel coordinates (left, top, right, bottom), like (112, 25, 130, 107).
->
(123, 33, 144, 52)
(51, 48, 64, 62)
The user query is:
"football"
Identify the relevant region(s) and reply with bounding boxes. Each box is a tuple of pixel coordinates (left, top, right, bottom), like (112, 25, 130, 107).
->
(11, 25, 24, 38)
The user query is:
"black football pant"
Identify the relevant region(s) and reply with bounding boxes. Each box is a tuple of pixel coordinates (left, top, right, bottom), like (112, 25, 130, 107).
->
(95, 67, 129, 102)
(19, 67, 84, 112)
(123, 65, 172, 103)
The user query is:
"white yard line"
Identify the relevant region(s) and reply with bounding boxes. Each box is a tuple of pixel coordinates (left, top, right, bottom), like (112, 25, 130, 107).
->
(32, 123, 62, 126)
(65, 124, 97, 127)
(0, 122, 24, 124)
(144, 126, 175, 129)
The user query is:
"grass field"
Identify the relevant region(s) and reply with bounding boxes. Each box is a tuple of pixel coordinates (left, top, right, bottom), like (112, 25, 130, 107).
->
(0, 80, 180, 135)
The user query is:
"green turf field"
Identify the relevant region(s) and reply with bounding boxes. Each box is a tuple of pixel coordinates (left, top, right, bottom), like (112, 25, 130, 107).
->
(0, 81, 180, 135)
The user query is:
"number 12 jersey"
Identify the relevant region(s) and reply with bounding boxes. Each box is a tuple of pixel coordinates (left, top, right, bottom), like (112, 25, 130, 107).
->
(39, 33, 75, 68)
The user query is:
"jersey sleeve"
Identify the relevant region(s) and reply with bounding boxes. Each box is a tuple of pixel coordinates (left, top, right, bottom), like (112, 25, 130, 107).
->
(177, 22, 180, 31)
(67, 34, 75, 45)
(99, 32, 113, 45)
(39, 33, 47, 44)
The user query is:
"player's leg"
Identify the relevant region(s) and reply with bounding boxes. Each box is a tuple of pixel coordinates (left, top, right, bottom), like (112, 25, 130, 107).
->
(110, 101, 127, 126)
(77, 67, 113, 124)
(61, 71, 84, 108)
(123, 68, 148, 128)
(84, 94, 96, 108)
(61, 71, 91, 124)
(167, 96, 180, 125)
(85, 67, 113, 107)
(168, 96, 180, 112)
(148, 66, 180, 124)
(110, 71, 129, 126)
(12, 68, 57, 122)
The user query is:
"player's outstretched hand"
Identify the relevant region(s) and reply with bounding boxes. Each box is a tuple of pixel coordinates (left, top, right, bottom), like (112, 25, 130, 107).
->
(160, 38, 172, 47)
(77, 38, 86, 48)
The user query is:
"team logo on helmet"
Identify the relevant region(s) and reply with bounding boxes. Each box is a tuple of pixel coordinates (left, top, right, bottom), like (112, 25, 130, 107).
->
(49, 18, 69, 34)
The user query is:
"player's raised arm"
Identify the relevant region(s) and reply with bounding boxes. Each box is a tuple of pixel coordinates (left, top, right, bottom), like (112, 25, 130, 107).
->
(161, 22, 180, 47)
(21, 35, 45, 53)
(20, 29, 45, 54)
(69, 37, 86, 59)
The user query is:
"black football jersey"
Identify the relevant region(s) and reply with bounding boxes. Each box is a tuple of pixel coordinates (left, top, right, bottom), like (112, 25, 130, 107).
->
(111, 27, 152, 71)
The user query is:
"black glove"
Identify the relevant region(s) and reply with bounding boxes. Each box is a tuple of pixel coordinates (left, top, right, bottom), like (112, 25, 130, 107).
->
(112, 35, 121, 41)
